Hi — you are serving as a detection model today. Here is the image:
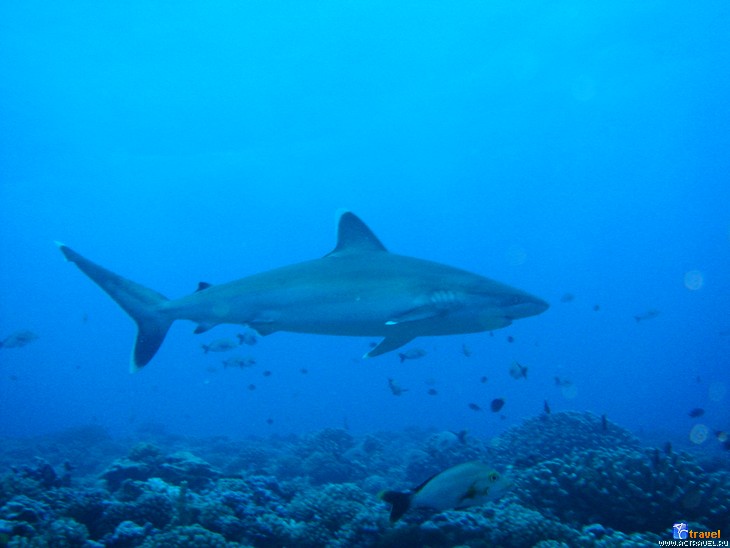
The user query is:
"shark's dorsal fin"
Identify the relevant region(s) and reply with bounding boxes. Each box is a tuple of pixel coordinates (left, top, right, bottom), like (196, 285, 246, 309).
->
(326, 211, 387, 257)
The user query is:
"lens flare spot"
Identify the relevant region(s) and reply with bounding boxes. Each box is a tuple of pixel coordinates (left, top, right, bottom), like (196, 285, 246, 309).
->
(506, 245, 527, 266)
(708, 382, 727, 402)
(689, 424, 709, 445)
(684, 270, 703, 291)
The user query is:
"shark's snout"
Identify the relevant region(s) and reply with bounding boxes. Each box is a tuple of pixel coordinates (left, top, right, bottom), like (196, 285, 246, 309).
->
(502, 294, 549, 320)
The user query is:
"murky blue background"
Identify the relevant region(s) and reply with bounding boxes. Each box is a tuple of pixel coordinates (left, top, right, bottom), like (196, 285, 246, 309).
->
(2, 2, 728, 449)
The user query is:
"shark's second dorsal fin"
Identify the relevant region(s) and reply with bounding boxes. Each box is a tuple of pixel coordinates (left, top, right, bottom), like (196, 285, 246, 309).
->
(326, 211, 387, 257)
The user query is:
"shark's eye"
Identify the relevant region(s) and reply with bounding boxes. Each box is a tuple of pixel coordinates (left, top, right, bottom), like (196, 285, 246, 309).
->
(489, 472, 499, 482)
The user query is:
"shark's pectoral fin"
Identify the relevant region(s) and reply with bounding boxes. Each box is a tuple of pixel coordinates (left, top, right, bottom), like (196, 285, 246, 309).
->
(364, 335, 415, 358)
(248, 314, 279, 336)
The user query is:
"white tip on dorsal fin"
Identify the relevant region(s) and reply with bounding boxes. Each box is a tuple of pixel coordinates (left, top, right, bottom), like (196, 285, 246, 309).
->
(326, 211, 388, 257)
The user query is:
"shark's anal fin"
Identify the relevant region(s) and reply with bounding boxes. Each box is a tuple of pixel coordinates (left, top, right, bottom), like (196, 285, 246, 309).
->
(364, 335, 414, 358)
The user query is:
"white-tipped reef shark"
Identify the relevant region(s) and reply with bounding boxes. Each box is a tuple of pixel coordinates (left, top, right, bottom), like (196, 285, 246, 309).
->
(57, 211, 548, 372)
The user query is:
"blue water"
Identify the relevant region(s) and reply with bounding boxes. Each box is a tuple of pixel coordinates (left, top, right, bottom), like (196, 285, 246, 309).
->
(1, 1, 729, 451)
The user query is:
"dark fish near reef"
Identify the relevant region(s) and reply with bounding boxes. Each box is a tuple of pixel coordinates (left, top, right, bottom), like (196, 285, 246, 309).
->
(601, 414, 608, 431)
(398, 348, 427, 363)
(379, 461, 511, 522)
(490, 398, 505, 413)
(236, 331, 257, 346)
(388, 378, 408, 396)
(509, 361, 528, 380)
(57, 211, 547, 372)
(554, 376, 572, 387)
(634, 309, 660, 322)
(0, 330, 39, 349)
(560, 293, 575, 303)
(202, 338, 239, 353)
(543, 400, 551, 414)
(688, 408, 705, 418)
(222, 356, 256, 369)
(468, 403, 482, 412)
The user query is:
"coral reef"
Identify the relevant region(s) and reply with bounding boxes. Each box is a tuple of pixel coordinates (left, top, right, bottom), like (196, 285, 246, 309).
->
(0, 412, 726, 546)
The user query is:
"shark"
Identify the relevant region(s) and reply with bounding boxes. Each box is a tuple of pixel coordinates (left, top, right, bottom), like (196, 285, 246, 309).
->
(57, 211, 548, 371)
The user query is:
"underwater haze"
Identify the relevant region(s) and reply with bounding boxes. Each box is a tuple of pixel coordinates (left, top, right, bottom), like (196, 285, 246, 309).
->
(1, 1, 729, 546)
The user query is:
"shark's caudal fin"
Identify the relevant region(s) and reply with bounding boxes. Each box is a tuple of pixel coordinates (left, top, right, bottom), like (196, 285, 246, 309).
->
(56, 243, 172, 372)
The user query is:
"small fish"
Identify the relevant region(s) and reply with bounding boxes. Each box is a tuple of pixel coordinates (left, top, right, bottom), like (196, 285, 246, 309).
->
(688, 408, 705, 418)
(593, 304, 600, 312)
(455, 430, 468, 444)
(509, 361, 528, 380)
(461, 344, 472, 357)
(651, 448, 661, 468)
(266, 418, 274, 425)
(222, 356, 257, 369)
(247, 384, 256, 391)
(236, 331, 258, 346)
(490, 398, 505, 413)
(379, 461, 511, 522)
(262, 370, 272, 377)
(300, 368, 309, 374)
(468, 402, 482, 412)
(506, 336, 514, 343)
(388, 378, 408, 396)
(480, 376, 488, 384)
(0, 330, 39, 349)
(427, 388, 438, 396)
(601, 414, 608, 431)
(543, 400, 551, 414)
(560, 293, 575, 303)
(634, 309, 660, 323)
(202, 338, 239, 353)
(398, 348, 427, 363)
(553, 376, 572, 387)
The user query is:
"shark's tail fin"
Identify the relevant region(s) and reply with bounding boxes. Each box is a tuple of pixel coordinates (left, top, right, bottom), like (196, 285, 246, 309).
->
(57, 242, 172, 372)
